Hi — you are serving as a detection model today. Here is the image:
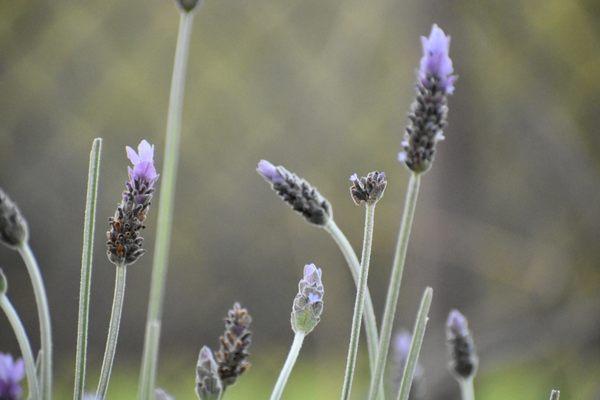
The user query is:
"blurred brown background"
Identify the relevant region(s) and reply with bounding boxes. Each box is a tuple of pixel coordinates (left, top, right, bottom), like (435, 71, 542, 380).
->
(0, 0, 599, 398)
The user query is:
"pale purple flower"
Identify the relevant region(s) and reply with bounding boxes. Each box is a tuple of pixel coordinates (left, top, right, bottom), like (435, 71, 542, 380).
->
(292, 263, 324, 334)
(196, 346, 223, 400)
(446, 309, 478, 380)
(393, 331, 412, 366)
(419, 24, 456, 94)
(0, 353, 25, 400)
(256, 160, 284, 184)
(126, 140, 159, 187)
(446, 309, 469, 337)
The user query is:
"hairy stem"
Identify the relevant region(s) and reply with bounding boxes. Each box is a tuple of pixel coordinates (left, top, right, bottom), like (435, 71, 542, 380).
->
(368, 173, 421, 400)
(18, 243, 52, 400)
(95, 265, 127, 399)
(269, 332, 305, 400)
(138, 10, 195, 400)
(73, 138, 102, 400)
(459, 378, 475, 400)
(0, 296, 40, 399)
(340, 204, 376, 400)
(395, 287, 432, 400)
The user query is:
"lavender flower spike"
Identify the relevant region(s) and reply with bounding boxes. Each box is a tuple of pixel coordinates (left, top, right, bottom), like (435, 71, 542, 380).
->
(291, 263, 324, 335)
(0, 353, 25, 400)
(349, 171, 387, 206)
(107, 140, 159, 266)
(196, 346, 223, 400)
(215, 303, 252, 388)
(257, 160, 331, 226)
(399, 24, 457, 173)
(446, 309, 478, 380)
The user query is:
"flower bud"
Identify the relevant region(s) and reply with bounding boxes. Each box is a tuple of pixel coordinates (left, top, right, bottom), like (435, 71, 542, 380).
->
(215, 303, 252, 388)
(446, 309, 478, 380)
(291, 264, 324, 335)
(0, 188, 28, 248)
(195, 346, 223, 400)
(349, 171, 387, 206)
(257, 160, 332, 226)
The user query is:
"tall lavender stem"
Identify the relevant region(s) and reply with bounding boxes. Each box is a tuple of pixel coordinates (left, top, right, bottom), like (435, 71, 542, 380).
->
(95, 264, 127, 399)
(269, 332, 305, 400)
(459, 378, 475, 400)
(340, 203, 376, 400)
(0, 272, 40, 400)
(74, 138, 102, 400)
(139, 9, 195, 399)
(395, 287, 432, 400)
(18, 243, 52, 400)
(367, 173, 421, 400)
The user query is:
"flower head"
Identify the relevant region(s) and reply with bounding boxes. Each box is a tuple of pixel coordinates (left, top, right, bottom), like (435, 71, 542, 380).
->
(349, 171, 387, 206)
(419, 24, 456, 95)
(0, 353, 25, 400)
(107, 140, 159, 266)
(196, 346, 223, 400)
(0, 188, 28, 248)
(215, 303, 252, 388)
(446, 309, 478, 380)
(291, 263, 324, 334)
(257, 160, 331, 226)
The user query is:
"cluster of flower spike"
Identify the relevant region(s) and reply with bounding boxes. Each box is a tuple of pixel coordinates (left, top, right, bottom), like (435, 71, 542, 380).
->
(106, 140, 159, 266)
(399, 24, 456, 173)
(196, 303, 253, 400)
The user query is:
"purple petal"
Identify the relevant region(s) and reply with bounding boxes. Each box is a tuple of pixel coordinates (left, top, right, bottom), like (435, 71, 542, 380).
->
(257, 160, 284, 184)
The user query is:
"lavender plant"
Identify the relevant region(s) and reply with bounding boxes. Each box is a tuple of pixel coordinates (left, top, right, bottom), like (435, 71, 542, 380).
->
(97, 140, 159, 399)
(270, 264, 324, 400)
(0, 353, 26, 400)
(446, 310, 478, 400)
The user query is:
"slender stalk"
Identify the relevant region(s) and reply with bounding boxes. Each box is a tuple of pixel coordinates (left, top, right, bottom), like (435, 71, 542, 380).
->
(73, 138, 102, 400)
(367, 173, 421, 400)
(95, 265, 127, 399)
(324, 219, 379, 373)
(269, 332, 306, 400)
(0, 296, 40, 399)
(395, 287, 432, 400)
(548, 389, 560, 400)
(18, 243, 52, 400)
(459, 378, 475, 400)
(138, 11, 195, 399)
(340, 204, 376, 400)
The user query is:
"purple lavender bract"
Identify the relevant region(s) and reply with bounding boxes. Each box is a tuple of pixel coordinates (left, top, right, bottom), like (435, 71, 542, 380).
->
(107, 140, 159, 266)
(419, 24, 456, 95)
(0, 353, 24, 400)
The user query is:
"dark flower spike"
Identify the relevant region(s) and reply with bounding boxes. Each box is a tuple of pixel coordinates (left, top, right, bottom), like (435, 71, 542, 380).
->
(257, 160, 332, 226)
(175, 0, 202, 12)
(195, 346, 223, 400)
(291, 263, 324, 335)
(107, 140, 159, 266)
(0, 188, 28, 248)
(399, 24, 457, 173)
(215, 303, 252, 388)
(446, 309, 478, 380)
(0, 353, 25, 400)
(349, 171, 387, 206)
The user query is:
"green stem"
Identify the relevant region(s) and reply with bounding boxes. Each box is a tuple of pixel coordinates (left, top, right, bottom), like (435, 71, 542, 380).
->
(0, 295, 40, 400)
(459, 378, 475, 400)
(395, 287, 433, 400)
(367, 173, 421, 400)
(269, 332, 305, 400)
(138, 10, 195, 400)
(340, 204, 376, 400)
(95, 265, 127, 399)
(73, 138, 102, 400)
(18, 243, 52, 400)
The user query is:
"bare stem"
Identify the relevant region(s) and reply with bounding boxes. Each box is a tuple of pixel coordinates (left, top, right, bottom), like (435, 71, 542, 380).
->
(138, 10, 195, 400)
(367, 173, 421, 400)
(340, 204, 376, 400)
(95, 265, 127, 399)
(269, 332, 305, 400)
(18, 243, 52, 400)
(0, 295, 40, 399)
(73, 138, 102, 400)
(459, 377, 475, 400)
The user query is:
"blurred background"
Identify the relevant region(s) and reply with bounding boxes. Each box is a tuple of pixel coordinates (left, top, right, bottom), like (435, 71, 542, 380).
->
(1, 0, 599, 398)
